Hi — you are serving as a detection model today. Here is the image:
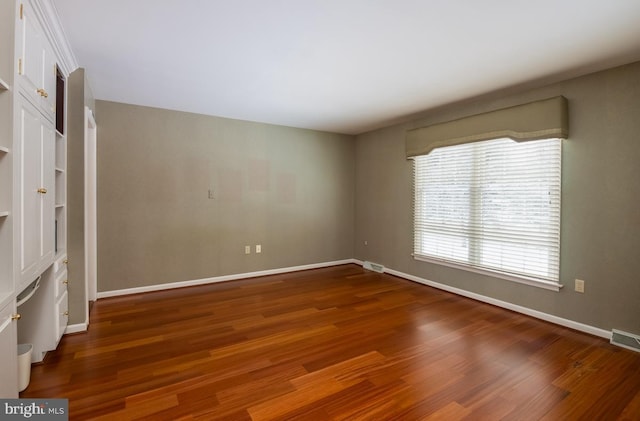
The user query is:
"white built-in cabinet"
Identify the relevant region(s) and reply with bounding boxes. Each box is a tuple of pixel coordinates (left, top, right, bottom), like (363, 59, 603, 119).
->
(17, 255, 68, 364)
(0, 0, 19, 399)
(15, 98, 55, 291)
(14, 0, 69, 361)
(0, 78, 13, 310)
(0, 0, 69, 397)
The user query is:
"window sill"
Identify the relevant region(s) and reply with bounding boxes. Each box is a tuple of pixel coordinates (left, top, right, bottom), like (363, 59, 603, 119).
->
(412, 254, 562, 292)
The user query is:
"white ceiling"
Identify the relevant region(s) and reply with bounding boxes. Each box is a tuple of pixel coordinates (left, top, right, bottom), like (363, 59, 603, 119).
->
(52, 0, 640, 135)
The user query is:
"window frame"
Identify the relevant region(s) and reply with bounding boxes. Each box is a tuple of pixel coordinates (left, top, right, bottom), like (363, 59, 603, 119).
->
(412, 137, 563, 291)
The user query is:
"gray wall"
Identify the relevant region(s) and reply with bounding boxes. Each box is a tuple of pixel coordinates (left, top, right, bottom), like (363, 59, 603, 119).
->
(95, 100, 355, 292)
(91, 61, 639, 336)
(355, 61, 640, 335)
(67, 68, 95, 325)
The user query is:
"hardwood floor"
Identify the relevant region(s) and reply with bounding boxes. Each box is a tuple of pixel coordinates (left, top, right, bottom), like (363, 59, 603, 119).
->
(21, 264, 640, 420)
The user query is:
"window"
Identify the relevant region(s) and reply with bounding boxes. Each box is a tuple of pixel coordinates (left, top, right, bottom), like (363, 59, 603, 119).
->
(413, 137, 561, 287)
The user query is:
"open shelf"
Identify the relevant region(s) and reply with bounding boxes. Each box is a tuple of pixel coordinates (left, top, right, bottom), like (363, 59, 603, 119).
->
(0, 211, 8, 218)
(0, 146, 8, 153)
(55, 167, 64, 173)
(55, 136, 65, 168)
(0, 77, 9, 91)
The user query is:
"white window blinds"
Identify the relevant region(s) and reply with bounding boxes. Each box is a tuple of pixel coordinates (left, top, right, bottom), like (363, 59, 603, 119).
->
(413, 137, 561, 285)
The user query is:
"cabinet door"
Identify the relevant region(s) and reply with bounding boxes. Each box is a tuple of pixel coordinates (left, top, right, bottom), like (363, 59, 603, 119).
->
(41, 45, 57, 121)
(17, 0, 44, 107)
(17, 98, 54, 284)
(0, 302, 18, 398)
(16, 0, 56, 121)
(19, 100, 42, 279)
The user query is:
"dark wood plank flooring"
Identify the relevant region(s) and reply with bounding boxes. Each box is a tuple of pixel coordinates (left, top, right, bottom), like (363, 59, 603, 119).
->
(21, 264, 640, 420)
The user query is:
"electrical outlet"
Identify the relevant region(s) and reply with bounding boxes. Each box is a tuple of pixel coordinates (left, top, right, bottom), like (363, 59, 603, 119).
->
(245, 246, 251, 255)
(575, 279, 585, 293)
(256, 244, 261, 253)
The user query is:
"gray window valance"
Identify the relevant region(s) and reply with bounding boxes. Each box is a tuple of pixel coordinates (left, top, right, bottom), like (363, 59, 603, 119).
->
(406, 96, 569, 157)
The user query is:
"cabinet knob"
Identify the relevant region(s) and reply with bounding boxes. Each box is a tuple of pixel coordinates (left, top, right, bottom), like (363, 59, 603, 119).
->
(63, 311, 69, 316)
(11, 314, 21, 321)
(63, 259, 68, 265)
(62, 280, 68, 285)
(37, 188, 47, 194)
(37, 88, 49, 98)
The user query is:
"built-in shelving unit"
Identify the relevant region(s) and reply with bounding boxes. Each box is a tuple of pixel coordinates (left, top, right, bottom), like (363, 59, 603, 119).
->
(1, 0, 73, 396)
(54, 66, 66, 258)
(0, 132, 8, 218)
(0, 46, 12, 310)
(0, 0, 17, 399)
(0, 130, 10, 219)
(10, 0, 68, 373)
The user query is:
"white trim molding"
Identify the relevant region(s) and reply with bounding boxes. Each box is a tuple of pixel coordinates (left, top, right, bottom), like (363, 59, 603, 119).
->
(381, 266, 611, 339)
(65, 322, 88, 334)
(413, 254, 562, 292)
(34, 0, 78, 76)
(94, 258, 610, 341)
(97, 259, 358, 299)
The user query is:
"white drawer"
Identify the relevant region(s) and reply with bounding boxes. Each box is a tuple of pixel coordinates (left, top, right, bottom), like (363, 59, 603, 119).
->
(54, 290, 68, 345)
(54, 269, 68, 299)
(53, 254, 68, 275)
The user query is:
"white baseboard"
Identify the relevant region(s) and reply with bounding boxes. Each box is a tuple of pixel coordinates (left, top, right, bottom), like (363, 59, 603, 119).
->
(93, 257, 610, 340)
(65, 322, 88, 334)
(97, 259, 359, 299)
(382, 266, 611, 339)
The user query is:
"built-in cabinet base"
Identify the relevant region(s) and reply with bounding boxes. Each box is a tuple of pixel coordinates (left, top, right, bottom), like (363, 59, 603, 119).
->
(17, 254, 67, 363)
